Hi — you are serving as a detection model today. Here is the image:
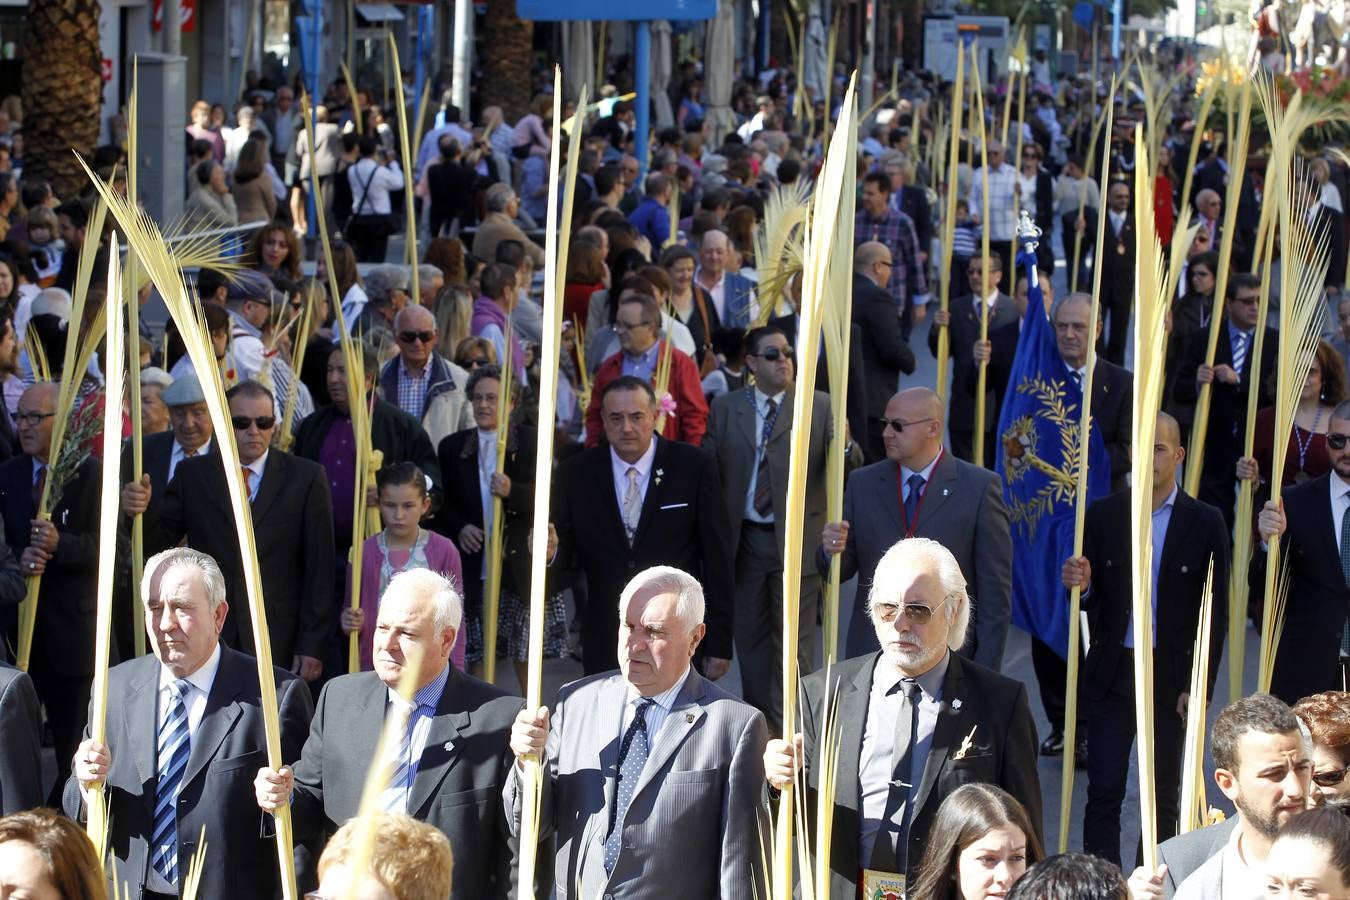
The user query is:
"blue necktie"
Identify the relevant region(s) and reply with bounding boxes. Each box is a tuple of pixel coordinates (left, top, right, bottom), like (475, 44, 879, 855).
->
(151, 680, 191, 885)
(604, 698, 655, 874)
(903, 473, 926, 527)
(1339, 508, 1350, 659)
(385, 700, 428, 813)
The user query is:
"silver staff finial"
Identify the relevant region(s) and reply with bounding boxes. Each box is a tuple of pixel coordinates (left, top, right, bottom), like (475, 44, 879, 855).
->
(1016, 209, 1042, 256)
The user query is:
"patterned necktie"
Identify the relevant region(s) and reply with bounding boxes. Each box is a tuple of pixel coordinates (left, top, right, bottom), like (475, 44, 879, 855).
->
(903, 473, 926, 527)
(871, 679, 921, 873)
(753, 399, 778, 517)
(1232, 331, 1248, 382)
(1070, 369, 1084, 391)
(30, 464, 45, 511)
(604, 698, 655, 874)
(1340, 506, 1350, 658)
(622, 467, 641, 545)
(241, 466, 255, 502)
(383, 700, 422, 813)
(151, 680, 191, 885)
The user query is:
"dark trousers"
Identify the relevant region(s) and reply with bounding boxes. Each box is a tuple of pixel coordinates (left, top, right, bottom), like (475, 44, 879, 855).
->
(1083, 650, 1184, 869)
(28, 652, 92, 806)
(346, 215, 392, 262)
(1030, 635, 1084, 737)
(733, 523, 819, 726)
(864, 419, 888, 465)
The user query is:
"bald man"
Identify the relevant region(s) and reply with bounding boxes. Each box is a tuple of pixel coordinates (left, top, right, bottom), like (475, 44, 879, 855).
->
(0, 382, 108, 800)
(821, 387, 1013, 669)
(1060, 411, 1229, 868)
(378, 304, 474, 448)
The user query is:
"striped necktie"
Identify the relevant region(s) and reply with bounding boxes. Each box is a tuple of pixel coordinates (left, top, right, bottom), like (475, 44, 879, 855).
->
(753, 399, 778, 517)
(1232, 331, 1248, 382)
(604, 698, 655, 874)
(150, 679, 191, 885)
(383, 700, 423, 814)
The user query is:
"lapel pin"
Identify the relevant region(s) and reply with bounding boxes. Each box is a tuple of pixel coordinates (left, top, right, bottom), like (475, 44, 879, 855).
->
(942, 488, 950, 497)
(685, 712, 694, 723)
(443, 741, 455, 752)
(952, 725, 979, 761)
(951, 698, 963, 711)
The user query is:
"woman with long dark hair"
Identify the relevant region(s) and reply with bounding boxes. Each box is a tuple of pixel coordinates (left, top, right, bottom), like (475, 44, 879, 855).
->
(909, 784, 1043, 900)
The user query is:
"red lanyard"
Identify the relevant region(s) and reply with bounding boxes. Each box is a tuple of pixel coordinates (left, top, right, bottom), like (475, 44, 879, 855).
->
(896, 449, 942, 538)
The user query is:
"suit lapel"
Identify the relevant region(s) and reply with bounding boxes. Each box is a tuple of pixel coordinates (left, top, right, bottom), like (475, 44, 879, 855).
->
(631, 672, 707, 802)
(250, 451, 287, 522)
(350, 677, 388, 791)
(408, 670, 471, 815)
(830, 658, 875, 877)
(767, 386, 794, 445)
(590, 676, 629, 858)
(734, 389, 758, 452)
(875, 463, 903, 533)
(911, 654, 968, 818)
(126, 658, 161, 789)
(182, 649, 245, 788)
(1157, 492, 1193, 583)
(915, 453, 957, 527)
(631, 439, 669, 547)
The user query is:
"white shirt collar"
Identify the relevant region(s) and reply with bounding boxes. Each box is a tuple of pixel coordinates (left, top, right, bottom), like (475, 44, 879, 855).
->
(243, 450, 269, 481)
(1331, 472, 1350, 504)
(174, 436, 212, 459)
(977, 290, 1000, 308)
(159, 641, 222, 697)
(753, 387, 786, 411)
(610, 438, 657, 483)
(900, 449, 944, 485)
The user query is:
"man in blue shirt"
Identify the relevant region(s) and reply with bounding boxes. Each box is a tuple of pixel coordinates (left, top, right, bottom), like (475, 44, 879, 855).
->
(628, 172, 673, 248)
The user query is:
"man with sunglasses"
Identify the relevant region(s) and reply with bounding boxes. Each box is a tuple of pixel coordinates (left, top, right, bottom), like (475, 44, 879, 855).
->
(821, 387, 1012, 671)
(1254, 398, 1350, 705)
(377, 304, 473, 448)
(149, 380, 335, 686)
(1060, 411, 1230, 869)
(852, 242, 917, 464)
(702, 325, 862, 724)
(766, 538, 1040, 898)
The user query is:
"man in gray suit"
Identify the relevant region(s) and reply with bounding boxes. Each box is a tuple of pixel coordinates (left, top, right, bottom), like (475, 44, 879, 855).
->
(255, 568, 524, 900)
(65, 547, 313, 900)
(1128, 693, 1310, 899)
(821, 387, 1013, 670)
(702, 324, 862, 721)
(0, 661, 41, 813)
(507, 565, 770, 899)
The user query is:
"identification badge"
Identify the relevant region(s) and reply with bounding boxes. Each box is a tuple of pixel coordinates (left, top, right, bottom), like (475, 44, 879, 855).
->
(1116, 242, 1126, 255)
(862, 868, 906, 900)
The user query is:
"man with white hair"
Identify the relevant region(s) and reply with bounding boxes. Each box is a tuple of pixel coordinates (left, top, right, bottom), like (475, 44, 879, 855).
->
(507, 565, 770, 899)
(255, 568, 523, 900)
(766, 537, 1041, 898)
(66, 547, 313, 900)
(472, 182, 545, 268)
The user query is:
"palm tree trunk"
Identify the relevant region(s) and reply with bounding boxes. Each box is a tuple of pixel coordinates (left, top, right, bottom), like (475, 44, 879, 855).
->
(479, 0, 533, 121)
(22, 0, 104, 200)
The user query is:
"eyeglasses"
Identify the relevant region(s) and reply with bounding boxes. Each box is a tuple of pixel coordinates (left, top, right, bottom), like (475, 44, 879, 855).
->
(876, 260, 893, 269)
(614, 321, 651, 333)
(231, 415, 277, 431)
(874, 603, 937, 625)
(1313, 767, 1349, 788)
(750, 346, 794, 362)
(1328, 432, 1350, 450)
(877, 416, 934, 433)
(15, 411, 54, 425)
(398, 330, 435, 344)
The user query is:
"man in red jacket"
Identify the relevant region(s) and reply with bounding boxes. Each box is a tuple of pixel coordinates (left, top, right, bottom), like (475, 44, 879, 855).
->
(584, 292, 708, 447)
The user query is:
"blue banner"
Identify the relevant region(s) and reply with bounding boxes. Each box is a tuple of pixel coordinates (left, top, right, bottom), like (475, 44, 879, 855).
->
(994, 247, 1110, 659)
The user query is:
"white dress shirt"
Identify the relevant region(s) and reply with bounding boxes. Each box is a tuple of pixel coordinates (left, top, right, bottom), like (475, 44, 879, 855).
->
(168, 437, 213, 482)
(1330, 473, 1350, 553)
(347, 158, 405, 216)
(242, 450, 268, 502)
(158, 642, 223, 739)
(619, 666, 691, 746)
(743, 388, 785, 524)
(610, 440, 657, 516)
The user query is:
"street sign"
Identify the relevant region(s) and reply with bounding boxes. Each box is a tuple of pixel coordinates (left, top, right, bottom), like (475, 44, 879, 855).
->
(517, 0, 714, 21)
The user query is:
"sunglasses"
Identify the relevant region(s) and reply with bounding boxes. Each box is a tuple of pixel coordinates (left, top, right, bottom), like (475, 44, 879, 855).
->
(1328, 433, 1350, 450)
(231, 415, 276, 431)
(875, 603, 936, 625)
(877, 416, 934, 433)
(1313, 767, 1349, 788)
(398, 330, 435, 344)
(751, 346, 794, 362)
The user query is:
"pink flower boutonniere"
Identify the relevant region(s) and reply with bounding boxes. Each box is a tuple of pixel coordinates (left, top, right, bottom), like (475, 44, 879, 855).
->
(658, 392, 677, 418)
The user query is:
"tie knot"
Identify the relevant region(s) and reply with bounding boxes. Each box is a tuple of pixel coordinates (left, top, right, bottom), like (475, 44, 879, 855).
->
(907, 473, 925, 492)
(765, 398, 777, 415)
(894, 678, 920, 701)
(627, 467, 639, 485)
(169, 679, 189, 702)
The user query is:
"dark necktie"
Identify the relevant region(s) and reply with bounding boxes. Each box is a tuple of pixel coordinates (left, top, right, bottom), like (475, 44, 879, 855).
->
(604, 698, 655, 874)
(30, 464, 45, 511)
(151, 680, 191, 885)
(870, 679, 922, 873)
(903, 473, 925, 527)
(1232, 331, 1248, 381)
(1340, 507, 1350, 658)
(753, 399, 778, 518)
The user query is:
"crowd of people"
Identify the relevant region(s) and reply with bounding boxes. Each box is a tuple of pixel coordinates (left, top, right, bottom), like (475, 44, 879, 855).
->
(0, 20, 1349, 900)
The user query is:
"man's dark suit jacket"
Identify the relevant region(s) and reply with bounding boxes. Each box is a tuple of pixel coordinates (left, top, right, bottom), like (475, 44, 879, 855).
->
(62, 646, 313, 899)
(149, 451, 335, 664)
(930, 291, 1019, 440)
(826, 454, 1013, 670)
(852, 274, 916, 420)
(0, 661, 41, 813)
(1173, 322, 1277, 494)
(1079, 490, 1229, 701)
(898, 185, 933, 258)
(799, 652, 1041, 897)
(1253, 473, 1350, 704)
(290, 667, 525, 900)
(435, 425, 542, 612)
(1100, 212, 1136, 308)
(552, 436, 735, 673)
(0, 455, 105, 677)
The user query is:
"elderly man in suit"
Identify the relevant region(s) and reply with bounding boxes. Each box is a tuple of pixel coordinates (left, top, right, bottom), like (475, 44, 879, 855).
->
(1173, 273, 1277, 530)
(0, 382, 106, 799)
(703, 325, 862, 721)
(554, 376, 735, 677)
(66, 548, 313, 900)
(1253, 398, 1350, 704)
(126, 380, 335, 683)
(508, 565, 770, 899)
(928, 252, 1019, 465)
(0, 661, 41, 813)
(853, 242, 917, 463)
(255, 568, 524, 900)
(821, 387, 1013, 670)
(767, 538, 1041, 898)
(1061, 412, 1229, 868)
(1128, 693, 1309, 899)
